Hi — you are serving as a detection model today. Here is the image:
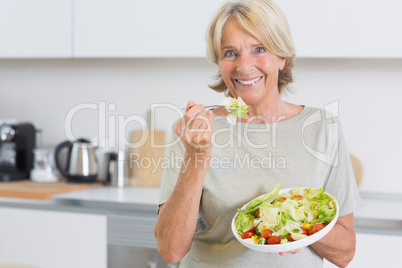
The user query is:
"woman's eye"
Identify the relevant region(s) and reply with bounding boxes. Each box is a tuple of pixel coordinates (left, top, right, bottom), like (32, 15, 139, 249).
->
(224, 51, 236, 57)
(256, 47, 266, 53)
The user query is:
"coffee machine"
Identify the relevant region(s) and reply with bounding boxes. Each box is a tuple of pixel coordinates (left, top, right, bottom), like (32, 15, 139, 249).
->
(0, 123, 36, 181)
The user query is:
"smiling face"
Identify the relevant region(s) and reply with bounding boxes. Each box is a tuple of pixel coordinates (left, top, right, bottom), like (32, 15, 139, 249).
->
(219, 18, 286, 107)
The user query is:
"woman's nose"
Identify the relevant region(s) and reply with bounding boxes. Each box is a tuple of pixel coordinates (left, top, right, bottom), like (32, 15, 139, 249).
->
(236, 54, 254, 74)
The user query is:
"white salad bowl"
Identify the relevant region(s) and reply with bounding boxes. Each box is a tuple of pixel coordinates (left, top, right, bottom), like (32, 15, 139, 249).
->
(231, 188, 339, 253)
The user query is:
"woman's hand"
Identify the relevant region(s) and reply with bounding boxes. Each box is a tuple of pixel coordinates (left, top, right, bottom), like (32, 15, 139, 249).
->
(267, 249, 301, 256)
(175, 101, 214, 159)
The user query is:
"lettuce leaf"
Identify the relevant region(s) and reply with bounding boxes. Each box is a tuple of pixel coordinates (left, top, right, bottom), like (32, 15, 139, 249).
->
(222, 97, 248, 118)
(237, 182, 282, 215)
(235, 213, 255, 234)
(259, 205, 280, 228)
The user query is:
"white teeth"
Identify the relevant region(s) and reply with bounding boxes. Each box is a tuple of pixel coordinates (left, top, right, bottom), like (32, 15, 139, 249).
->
(237, 77, 262, 85)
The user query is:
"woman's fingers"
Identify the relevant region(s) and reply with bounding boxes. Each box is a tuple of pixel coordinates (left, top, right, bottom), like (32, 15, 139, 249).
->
(183, 104, 208, 132)
(276, 249, 301, 256)
(186, 101, 196, 111)
(175, 103, 203, 136)
(185, 115, 212, 147)
(175, 103, 213, 151)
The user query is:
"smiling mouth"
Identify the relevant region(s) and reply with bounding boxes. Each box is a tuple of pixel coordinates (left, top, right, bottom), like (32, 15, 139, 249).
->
(235, 76, 263, 85)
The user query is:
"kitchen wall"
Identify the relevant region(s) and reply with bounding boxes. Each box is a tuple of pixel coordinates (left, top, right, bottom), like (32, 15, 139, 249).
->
(0, 58, 401, 194)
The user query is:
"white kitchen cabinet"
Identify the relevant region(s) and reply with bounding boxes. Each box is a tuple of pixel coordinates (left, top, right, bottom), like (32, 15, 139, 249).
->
(1, 0, 401, 58)
(73, 0, 224, 57)
(0, 0, 72, 58)
(0, 207, 107, 268)
(277, 0, 402, 58)
(74, 0, 402, 58)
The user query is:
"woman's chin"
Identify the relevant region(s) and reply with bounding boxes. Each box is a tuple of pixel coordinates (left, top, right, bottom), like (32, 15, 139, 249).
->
(236, 94, 263, 105)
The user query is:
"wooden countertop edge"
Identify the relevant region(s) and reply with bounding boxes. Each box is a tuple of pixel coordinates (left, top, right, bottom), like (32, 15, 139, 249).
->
(0, 180, 104, 201)
(0, 191, 51, 201)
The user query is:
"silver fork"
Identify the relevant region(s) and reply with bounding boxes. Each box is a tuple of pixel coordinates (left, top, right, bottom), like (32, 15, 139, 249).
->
(182, 105, 224, 111)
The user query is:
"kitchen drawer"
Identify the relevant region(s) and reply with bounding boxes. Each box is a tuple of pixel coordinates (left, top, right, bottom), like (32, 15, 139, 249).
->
(0, 207, 107, 268)
(108, 214, 157, 248)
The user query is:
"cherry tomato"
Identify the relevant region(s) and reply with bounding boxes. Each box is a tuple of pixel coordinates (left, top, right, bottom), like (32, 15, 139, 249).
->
(267, 236, 281, 244)
(255, 209, 260, 218)
(288, 234, 295, 242)
(274, 196, 287, 204)
(247, 227, 256, 233)
(294, 194, 303, 200)
(289, 228, 307, 241)
(308, 223, 325, 235)
(241, 232, 254, 239)
(261, 229, 273, 240)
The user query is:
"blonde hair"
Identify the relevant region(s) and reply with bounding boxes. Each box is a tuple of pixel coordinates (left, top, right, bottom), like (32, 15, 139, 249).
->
(206, 0, 296, 96)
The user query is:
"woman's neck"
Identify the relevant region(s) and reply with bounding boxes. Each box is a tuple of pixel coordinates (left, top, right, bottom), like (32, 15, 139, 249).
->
(241, 94, 302, 124)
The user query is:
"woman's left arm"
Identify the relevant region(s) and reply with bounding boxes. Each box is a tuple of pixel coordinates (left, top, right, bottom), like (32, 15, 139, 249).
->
(310, 213, 356, 268)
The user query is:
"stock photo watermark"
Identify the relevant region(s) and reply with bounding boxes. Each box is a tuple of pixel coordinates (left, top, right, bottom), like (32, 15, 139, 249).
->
(129, 151, 287, 174)
(63, 100, 340, 168)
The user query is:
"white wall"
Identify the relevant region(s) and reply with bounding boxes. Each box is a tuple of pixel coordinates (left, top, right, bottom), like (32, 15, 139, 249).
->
(285, 59, 402, 194)
(0, 58, 220, 144)
(0, 58, 401, 194)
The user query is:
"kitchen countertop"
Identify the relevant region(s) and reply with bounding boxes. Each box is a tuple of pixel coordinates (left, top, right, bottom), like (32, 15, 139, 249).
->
(1, 186, 401, 219)
(52, 187, 402, 220)
(53, 185, 160, 205)
(51, 186, 160, 213)
(1, 186, 401, 235)
(0, 180, 103, 200)
(356, 192, 402, 221)
(354, 192, 402, 235)
(0, 185, 160, 215)
(0, 186, 400, 218)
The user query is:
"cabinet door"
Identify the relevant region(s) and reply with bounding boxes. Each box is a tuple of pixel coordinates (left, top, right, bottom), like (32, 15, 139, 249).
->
(0, 0, 72, 58)
(277, 0, 402, 58)
(73, 0, 224, 57)
(75, 0, 402, 58)
(0, 207, 107, 268)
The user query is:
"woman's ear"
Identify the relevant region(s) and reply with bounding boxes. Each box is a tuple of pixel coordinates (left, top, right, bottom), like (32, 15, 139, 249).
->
(279, 57, 286, 71)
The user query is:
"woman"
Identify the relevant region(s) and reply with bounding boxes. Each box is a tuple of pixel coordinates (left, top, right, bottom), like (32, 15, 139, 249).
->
(154, 0, 361, 267)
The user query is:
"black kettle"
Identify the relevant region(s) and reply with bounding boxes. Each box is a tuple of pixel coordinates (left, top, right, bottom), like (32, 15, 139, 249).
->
(54, 139, 98, 183)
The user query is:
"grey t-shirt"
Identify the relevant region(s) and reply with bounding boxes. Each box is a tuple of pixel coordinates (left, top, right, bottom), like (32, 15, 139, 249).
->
(158, 106, 362, 268)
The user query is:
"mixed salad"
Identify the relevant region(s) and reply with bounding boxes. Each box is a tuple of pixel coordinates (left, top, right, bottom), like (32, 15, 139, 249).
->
(222, 97, 248, 125)
(235, 182, 337, 245)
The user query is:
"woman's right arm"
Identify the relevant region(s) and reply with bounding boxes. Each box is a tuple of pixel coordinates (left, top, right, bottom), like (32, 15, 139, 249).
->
(154, 102, 214, 263)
